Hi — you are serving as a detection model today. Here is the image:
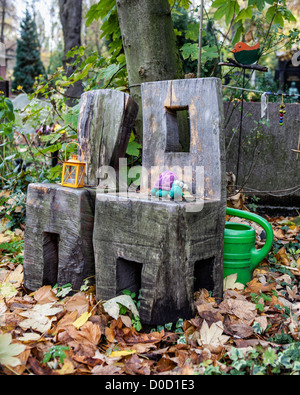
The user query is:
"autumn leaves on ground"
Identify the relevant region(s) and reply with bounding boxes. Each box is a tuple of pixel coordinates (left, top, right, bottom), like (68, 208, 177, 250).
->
(1, 213, 300, 375)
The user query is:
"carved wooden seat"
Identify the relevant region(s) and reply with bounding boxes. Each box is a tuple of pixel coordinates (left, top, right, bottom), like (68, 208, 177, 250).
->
(23, 89, 138, 291)
(93, 78, 226, 325)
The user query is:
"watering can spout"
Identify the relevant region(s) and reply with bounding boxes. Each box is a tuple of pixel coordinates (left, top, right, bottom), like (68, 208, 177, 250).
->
(224, 207, 274, 285)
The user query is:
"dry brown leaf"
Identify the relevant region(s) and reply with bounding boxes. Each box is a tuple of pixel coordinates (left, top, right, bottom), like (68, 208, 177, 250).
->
(92, 364, 122, 375)
(226, 322, 254, 338)
(64, 292, 90, 315)
(219, 298, 257, 324)
(254, 316, 268, 332)
(54, 310, 78, 335)
(66, 321, 101, 346)
(34, 286, 58, 304)
(245, 278, 276, 294)
(5, 265, 23, 289)
(276, 246, 290, 265)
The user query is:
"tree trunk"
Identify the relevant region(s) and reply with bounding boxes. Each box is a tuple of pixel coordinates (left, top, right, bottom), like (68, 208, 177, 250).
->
(0, 0, 6, 43)
(59, 0, 83, 106)
(116, 0, 182, 142)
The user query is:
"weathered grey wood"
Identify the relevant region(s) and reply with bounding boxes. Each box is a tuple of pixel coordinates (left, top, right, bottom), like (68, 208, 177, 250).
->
(94, 192, 225, 325)
(93, 78, 227, 325)
(77, 89, 138, 187)
(24, 184, 96, 291)
(141, 78, 226, 200)
(24, 89, 138, 292)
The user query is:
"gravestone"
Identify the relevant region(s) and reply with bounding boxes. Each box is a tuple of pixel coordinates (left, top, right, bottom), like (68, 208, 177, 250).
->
(23, 89, 138, 291)
(93, 78, 226, 325)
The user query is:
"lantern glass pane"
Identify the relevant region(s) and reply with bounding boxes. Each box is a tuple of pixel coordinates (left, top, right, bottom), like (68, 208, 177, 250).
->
(63, 165, 77, 185)
(78, 166, 85, 186)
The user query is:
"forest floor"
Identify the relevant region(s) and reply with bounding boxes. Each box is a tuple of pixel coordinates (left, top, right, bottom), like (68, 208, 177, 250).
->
(1, 209, 300, 376)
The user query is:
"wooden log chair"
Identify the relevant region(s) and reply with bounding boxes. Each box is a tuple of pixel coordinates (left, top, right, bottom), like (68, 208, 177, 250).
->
(93, 78, 227, 325)
(23, 90, 138, 291)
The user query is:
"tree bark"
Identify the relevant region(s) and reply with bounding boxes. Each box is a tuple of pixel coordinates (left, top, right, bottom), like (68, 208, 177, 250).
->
(59, 0, 83, 106)
(116, 0, 182, 142)
(0, 0, 6, 43)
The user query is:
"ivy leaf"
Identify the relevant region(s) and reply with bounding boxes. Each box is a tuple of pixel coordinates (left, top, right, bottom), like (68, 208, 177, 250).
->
(0, 333, 25, 367)
(263, 348, 278, 366)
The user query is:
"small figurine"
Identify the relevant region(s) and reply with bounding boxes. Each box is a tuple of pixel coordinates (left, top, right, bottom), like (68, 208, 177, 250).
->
(151, 170, 178, 197)
(231, 42, 261, 65)
(151, 171, 189, 200)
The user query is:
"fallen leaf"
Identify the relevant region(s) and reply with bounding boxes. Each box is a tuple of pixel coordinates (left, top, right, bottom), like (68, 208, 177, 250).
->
(0, 282, 18, 299)
(66, 321, 101, 346)
(28, 356, 58, 375)
(73, 311, 92, 329)
(109, 349, 136, 358)
(0, 234, 12, 244)
(103, 295, 139, 320)
(223, 273, 245, 291)
(0, 333, 26, 367)
(254, 316, 268, 332)
(198, 320, 230, 348)
(34, 286, 58, 304)
(17, 333, 42, 342)
(6, 265, 23, 288)
(120, 314, 132, 328)
(245, 278, 276, 294)
(219, 298, 257, 324)
(276, 246, 290, 265)
(18, 303, 63, 333)
(92, 364, 122, 375)
(65, 292, 90, 315)
(226, 322, 254, 338)
(57, 360, 76, 375)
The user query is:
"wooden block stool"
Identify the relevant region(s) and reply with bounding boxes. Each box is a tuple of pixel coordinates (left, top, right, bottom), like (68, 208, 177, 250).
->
(93, 78, 227, 325)
(23, 89, 138, 291)
(24, 184, 96, 291)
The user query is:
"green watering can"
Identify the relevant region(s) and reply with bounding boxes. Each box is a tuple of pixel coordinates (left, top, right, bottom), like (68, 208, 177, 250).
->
(223, 207, 274, 285)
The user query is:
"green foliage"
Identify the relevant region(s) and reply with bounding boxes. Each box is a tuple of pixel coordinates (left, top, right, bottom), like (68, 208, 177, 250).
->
(199, 343, 300, 375)
(0, 239, 24, 265)
(43, 345, 69, 364)
(119, 289, 142, 331)
(85, 0, 122, 60)
(211, 0, 297, 50)
(12, 9, 46, 93)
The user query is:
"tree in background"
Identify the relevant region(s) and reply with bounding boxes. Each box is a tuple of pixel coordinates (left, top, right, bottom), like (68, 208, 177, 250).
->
(12, 9, 45, 93)
(59, 0, 83, 106)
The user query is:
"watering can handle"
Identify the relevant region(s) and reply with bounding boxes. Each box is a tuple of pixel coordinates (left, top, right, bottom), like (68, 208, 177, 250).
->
(226, 207, 273, 271)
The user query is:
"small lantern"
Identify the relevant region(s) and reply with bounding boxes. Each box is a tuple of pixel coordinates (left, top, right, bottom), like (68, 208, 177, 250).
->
(61, 142, 86, 188)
